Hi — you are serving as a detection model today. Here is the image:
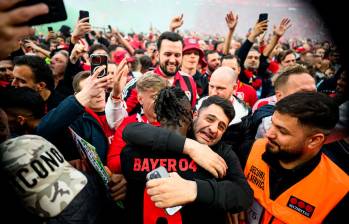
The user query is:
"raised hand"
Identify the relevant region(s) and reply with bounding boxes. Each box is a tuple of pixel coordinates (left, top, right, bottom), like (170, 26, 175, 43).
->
(248, 20, 269, 42)
(225, 11, 239, 31)
(273, 18, 292, 37)
(75, 65, 112, 106)
(112, 57, 129, 99)
(70, 40, 88, 64)
(71, 17, 91, 44)
(169, 14, 184, 32)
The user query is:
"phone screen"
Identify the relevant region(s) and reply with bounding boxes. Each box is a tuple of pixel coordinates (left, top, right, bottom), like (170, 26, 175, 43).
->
(90, 54, 108, 78)
(146, 166, 182, 216)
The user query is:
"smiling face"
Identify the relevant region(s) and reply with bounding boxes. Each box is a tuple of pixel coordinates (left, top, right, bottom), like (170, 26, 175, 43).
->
(193, 104, 229, 146)
(158, 39, 182, 77)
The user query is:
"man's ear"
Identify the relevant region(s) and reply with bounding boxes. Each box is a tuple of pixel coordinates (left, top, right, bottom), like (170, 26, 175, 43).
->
(193, 111, 198, 119)
(275, 90, 283, 101)
(137, 92, 143, 105)
(16, 115, 26, 126)
(36, 81, 47, 91)
(232, 83, 238, 95)
(307, 133, 326, 150)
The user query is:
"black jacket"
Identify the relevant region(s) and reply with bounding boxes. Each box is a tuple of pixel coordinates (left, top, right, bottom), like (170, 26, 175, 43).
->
(121, 122, 253, 224)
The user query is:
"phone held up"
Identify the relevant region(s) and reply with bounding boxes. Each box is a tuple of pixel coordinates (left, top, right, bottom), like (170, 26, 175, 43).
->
(79, 10, 90, 23)
(146, 166, 182, 216)
(90, 54, 108, 78)
(10, 0, 67, 26)
(258, 13, 268, 22)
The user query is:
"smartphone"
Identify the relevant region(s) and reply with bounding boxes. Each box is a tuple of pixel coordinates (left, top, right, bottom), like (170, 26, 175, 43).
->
(79, 10, 90, 23)
(146, 166, 182, 216)
(48, 26, 53, 32)
(10, 0, 67, 26)
(258, 13, 268, 22)
(108, 25, 112, 32)
(90, 54, 108, 78)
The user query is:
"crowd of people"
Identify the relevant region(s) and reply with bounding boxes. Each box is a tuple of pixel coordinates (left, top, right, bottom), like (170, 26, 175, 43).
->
(0, 1, 348, 224)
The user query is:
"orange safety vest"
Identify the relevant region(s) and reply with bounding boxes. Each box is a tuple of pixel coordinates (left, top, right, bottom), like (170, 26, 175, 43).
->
(244, 139, 349, 224)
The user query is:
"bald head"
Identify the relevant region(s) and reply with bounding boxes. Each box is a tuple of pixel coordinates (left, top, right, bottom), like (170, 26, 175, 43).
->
(209, 66, 238, 100)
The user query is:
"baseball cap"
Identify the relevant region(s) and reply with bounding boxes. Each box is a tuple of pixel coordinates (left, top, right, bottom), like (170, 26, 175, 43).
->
(183, 37, 204, 57)
(113, 50, 135, 64)
(0, 135, 87, 218)
(183, 37, 206, 67)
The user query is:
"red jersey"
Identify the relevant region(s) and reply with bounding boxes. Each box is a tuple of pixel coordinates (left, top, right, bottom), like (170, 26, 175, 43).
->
(107, 113, 160, 173)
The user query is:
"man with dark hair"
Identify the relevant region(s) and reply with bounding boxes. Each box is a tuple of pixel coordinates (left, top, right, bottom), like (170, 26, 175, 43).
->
(196, 66, 251, 150)
(139, 55, 153, 74)
(145, 41, 158, 67)
(11, 55, 64, 113)
(204, 50, 221, 77)
(121, 94, 252, 223)
(0, 87, 45, 136)
(242, 92, 348, 224)
(124, 92, 348, 223)
(88, 44, 109, 57)
(123, 31, 197, 115)
(277, 49, 297, 69)
(238, 18, 291, 98)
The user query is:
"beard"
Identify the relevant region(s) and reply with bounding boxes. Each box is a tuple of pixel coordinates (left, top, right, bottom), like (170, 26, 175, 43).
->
(160, 63, 179, 77)
(265, 141, 303, 164)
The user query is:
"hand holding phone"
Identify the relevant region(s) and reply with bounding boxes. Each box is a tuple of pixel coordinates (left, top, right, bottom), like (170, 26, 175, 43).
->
(90, 54, 108, 78)
(146, 166, 182, 216)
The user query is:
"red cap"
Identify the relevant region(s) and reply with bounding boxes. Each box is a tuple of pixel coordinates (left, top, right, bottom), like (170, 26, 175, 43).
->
(112, 50, 136, 64)
(113, 50, 127, 64)
(183, 37, 206, 67)
(296, 47, 306, 53)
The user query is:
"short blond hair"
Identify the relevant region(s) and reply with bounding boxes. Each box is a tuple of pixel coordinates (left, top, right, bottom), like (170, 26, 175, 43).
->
(136, 73, 167, 93)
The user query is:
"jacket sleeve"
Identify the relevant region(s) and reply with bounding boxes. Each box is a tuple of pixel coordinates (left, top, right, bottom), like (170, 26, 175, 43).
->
(105, 94, 128, 130)
(36, 95, 85, 139)
(122, 122, 185, 154)
(194, 145, 253, 213)
(106, 120, 128, 173)
(256, 54, 271, 79)
(237, 39, 254, 70)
